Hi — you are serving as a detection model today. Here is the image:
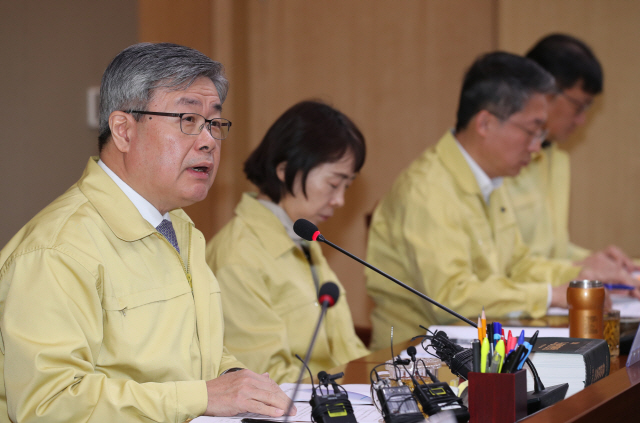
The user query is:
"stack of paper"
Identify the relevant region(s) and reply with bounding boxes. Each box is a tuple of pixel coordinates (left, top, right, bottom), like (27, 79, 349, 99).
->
(192, 383, 382, 423)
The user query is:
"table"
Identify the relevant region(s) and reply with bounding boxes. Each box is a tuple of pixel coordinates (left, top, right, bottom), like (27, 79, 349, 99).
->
(521, 361, 640, 422)
(324, 329, 640, 422)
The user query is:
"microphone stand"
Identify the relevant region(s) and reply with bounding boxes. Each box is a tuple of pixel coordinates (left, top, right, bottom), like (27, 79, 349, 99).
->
(284, 298, 331, 421)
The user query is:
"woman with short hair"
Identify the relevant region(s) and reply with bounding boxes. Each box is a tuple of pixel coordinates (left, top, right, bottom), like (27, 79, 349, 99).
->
(206, 100, 369, 383)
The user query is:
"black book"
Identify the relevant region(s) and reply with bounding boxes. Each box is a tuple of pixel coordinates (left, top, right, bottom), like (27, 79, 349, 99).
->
(524, 337, 610, 398)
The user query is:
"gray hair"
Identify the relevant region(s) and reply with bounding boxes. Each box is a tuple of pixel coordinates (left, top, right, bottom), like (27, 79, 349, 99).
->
(98, 42, 228, 150)
(455, 52, 556, 132)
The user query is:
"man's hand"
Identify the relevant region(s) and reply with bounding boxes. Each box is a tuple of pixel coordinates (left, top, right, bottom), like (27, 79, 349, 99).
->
(205, 370, 296, 417)
(576, 251, 638, 288)
(601, 245, 639, 272)
(587, 247, 640, 299)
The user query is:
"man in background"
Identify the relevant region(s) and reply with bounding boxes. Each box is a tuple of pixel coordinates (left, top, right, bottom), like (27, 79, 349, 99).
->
(505, 33, 638, 272)
(366, 52, 638, 350)
(0, 43, 292, 423)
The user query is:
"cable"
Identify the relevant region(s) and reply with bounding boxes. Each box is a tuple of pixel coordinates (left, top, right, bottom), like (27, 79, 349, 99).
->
(295, 353, 317, 394)
(418, 358, 440, 384)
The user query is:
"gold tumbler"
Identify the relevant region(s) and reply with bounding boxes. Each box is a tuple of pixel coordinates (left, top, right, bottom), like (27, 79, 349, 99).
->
(567, 280, 605, 339)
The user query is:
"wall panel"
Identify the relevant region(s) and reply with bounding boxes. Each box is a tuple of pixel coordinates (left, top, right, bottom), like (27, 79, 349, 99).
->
(498, 0, 640, 257)
(239, 1, 498, 327)
(138, 0, 498, 328)
(0, 1, 137, 247)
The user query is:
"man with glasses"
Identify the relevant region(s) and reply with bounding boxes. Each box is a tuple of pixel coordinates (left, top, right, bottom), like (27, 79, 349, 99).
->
(0, 43, 293, 423)
(365, 52, 637, 350)
(505, 34, 638, 273)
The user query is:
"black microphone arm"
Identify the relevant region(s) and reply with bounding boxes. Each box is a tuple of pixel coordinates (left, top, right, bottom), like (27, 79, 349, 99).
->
(293, 219, 546, 391)
(285, 282, 340, 419)
(293, 219, 476, 327)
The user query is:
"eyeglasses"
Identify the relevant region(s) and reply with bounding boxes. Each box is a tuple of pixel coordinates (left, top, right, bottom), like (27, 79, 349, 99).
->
(490, 112, 548, 144)
(126, 110, 232, 140)
(505, 120, 548, 144)
(560, 92, 592, 115)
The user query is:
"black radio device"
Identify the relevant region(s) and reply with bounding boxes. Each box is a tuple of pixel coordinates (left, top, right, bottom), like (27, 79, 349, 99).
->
(413, 382, 469, 423)
(374, 381, 424, 423)
(310, 371, 356, 423)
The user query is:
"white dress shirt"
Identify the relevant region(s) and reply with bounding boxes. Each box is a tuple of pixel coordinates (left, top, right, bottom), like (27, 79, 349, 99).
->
(97, 159, 171, 227)
(453, 134, 552, 309)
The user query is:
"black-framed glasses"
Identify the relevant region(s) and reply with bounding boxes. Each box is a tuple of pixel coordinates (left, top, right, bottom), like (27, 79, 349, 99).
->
(560, 92, 592, 116)
(126, 110, 232, 140)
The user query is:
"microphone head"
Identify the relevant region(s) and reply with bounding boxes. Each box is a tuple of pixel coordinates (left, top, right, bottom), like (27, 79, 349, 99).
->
(317, 282, 340, 307)
(317, 370, 328, 382)
(407, 346, 417, 361)
(293, 219, 321, 241)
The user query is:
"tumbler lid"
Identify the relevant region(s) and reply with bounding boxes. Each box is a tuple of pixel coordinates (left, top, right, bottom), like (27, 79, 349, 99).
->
(569, 280, 603, 288)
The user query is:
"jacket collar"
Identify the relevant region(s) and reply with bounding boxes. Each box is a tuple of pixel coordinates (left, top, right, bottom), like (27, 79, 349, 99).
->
(78, 157, 193, 242)
(235, 192, 297, 259)
(436, 131, 484, 196)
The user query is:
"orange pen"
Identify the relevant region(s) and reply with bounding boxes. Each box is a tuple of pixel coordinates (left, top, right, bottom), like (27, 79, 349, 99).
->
(481, 307, 487, 340)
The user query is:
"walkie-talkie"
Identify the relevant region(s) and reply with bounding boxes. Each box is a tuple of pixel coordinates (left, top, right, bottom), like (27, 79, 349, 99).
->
(404, 345, 469, 423)
(413, 382, 469, 423)
(310, 371, 356, 423)
(374, 380, 424, 423)
(373, 342, 423, 423)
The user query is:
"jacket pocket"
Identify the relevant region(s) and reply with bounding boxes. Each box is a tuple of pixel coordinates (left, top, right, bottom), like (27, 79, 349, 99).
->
(102, 282, 192, 312)
(99, 283, 198, 382)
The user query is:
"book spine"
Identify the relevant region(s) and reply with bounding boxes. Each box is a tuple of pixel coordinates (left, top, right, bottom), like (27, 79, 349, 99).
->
(583, 340, 610, 385)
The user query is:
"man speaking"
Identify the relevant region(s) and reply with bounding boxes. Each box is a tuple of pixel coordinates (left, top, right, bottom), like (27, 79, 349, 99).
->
(0, 43, 292, 423)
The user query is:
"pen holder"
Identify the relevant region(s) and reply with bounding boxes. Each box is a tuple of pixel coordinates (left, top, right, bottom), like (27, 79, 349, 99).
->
(468, 369, 527, 423)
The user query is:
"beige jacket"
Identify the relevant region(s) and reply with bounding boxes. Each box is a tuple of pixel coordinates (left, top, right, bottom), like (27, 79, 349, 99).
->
(366, 132, 581, 350)
(505, 143, 590, 261)
(0, 158, 243, 423)
(206, 193, 368, 383)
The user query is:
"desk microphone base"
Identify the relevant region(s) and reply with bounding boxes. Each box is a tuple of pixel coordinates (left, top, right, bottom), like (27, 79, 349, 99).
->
(526, 383, 569, 415)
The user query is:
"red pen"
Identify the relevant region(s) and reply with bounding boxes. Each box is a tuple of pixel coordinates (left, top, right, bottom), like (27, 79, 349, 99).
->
(506, 330, 515, 355)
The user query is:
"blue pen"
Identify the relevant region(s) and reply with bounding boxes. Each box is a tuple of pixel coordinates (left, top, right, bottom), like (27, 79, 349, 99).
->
(604, 283, 634, 290)
(493, 322, 502, 347)
(516, 343, 531, 370)
(517, 331, 539, 370)
(494, 333, 502, 348)
(517, 330, 525, 346)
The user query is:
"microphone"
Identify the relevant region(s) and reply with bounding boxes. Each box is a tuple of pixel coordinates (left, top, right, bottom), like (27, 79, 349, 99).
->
(406, 346, 417, 362)
(285, 282, 340, 419)
(318, 282, 339, 307)
(317, 370, 345, 394)
(293, 219, 564, 413)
